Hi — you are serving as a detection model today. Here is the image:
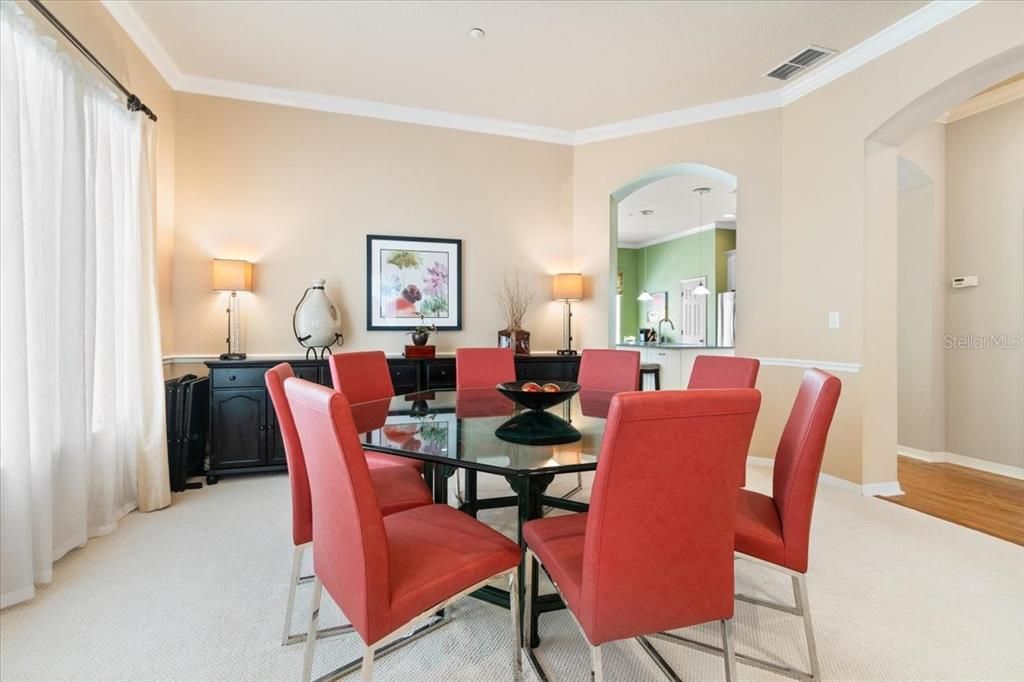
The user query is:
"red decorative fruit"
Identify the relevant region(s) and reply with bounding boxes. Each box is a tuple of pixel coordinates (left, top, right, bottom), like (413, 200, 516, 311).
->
(521, 382, 542, 392)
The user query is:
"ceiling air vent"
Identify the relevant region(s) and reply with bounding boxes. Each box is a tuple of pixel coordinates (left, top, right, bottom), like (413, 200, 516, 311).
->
(765, 45, 836, 81)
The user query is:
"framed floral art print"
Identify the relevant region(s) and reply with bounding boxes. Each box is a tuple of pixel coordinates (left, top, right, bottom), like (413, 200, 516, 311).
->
(366, 235, 463, 331)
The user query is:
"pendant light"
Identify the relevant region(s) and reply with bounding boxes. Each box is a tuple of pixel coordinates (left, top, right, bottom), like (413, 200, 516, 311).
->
(636, 209, 654, 302)
(692, 188, 712, 297)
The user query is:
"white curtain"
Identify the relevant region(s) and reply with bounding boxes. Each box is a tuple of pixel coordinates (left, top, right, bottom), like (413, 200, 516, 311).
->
(0, 3, 169, 609)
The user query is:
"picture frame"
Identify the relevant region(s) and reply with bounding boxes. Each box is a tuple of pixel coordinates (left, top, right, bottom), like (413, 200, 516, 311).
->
(644, 290, 668, 324)
(366, 235, 463, 331)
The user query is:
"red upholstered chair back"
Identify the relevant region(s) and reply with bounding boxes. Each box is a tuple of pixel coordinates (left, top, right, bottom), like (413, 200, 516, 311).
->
(265, 363, 312, 547)
(771, 369, 841, 573)
(688, 355, 761, 389)
(329, 351, 395, 404)
(577, 349, 641, 392)
(579, 389, 762, 645)
(455, 348, 515, 389)
(285, 377, 391, 644)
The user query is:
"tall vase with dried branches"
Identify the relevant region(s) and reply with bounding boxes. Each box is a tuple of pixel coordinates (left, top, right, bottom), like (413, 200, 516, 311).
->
(497, 271, 534, 355)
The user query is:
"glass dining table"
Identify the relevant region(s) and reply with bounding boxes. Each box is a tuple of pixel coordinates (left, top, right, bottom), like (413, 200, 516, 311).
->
(350, 386, 615, 649)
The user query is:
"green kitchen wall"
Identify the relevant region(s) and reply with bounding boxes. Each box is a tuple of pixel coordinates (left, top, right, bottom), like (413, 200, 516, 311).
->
(616, 247, 639, 341)
(617, 228, 735, 345)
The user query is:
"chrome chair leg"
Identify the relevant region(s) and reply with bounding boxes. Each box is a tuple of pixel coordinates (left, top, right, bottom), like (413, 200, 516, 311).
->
(360, 646, 374, 682)
(721, 619, 737, 682)
(302, 577, 324, 682)
(793, 573, 821, 680)
(509, 572, 523, 682)
(591, 643, 604, 682)
(283, 545, 305, 645)
(283, 544, 353, 646)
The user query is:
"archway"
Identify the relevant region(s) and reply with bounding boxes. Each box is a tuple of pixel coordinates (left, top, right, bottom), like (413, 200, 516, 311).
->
(861, 44, 1024, 486)
(608, 163, 739, 349)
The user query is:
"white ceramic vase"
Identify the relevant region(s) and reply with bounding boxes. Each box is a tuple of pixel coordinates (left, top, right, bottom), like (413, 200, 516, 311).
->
(293, 279, 343, 354)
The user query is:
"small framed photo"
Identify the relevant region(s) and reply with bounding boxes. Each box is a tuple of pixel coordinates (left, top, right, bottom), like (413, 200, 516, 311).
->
(366, 235, 462, 331)
(645, 290, 668, 323)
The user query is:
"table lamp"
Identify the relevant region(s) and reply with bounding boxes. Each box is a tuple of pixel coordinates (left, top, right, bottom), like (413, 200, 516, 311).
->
(553, 273, 584, 356)
(212, 258, 253, 360)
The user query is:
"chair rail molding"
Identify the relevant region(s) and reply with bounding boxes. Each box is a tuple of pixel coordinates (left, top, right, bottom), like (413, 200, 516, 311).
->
(757, 357, 862, 374)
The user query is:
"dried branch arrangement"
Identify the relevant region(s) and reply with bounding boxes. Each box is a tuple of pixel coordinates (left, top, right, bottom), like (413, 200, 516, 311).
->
(497, 270, 534, 330)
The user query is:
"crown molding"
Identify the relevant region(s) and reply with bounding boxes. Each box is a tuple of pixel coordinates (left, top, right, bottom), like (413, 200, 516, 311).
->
(619, 221, 735, 249)
(573, 91, 782, 145)
(103, 0, 979, 146)
(174, 74, 576, 145)
(936, 77, 1024, 123)
(100, 0, 183, 88)
(778, 1, 980, 106)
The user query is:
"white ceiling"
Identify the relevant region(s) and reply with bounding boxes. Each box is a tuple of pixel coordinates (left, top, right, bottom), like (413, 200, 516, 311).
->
(115, 0, 930, 135)
(618, 176, 736, 246)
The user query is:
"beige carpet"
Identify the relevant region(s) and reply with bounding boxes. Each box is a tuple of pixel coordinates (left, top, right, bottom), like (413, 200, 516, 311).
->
(1, 467, 1022, 682)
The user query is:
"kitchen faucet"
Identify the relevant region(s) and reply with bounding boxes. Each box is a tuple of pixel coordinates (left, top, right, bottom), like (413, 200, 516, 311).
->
(657, 317, 675, 343)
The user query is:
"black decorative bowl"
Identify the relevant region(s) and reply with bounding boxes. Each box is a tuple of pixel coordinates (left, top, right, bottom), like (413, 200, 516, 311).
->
(495, 380, 580, 411)
(495, 410, 582, 445)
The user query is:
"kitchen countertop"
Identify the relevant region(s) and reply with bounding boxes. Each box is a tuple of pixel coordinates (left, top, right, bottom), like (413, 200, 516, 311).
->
(616, 343, 735, 350)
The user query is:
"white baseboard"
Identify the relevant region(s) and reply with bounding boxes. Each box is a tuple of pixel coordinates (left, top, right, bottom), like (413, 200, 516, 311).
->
(748, 456, 903, 497)
(897, 445, 1024, 480)
(896, 445, 945, 463)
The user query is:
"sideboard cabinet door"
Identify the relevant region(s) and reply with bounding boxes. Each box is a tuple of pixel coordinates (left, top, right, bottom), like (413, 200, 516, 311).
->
(210, 388, 266, 469)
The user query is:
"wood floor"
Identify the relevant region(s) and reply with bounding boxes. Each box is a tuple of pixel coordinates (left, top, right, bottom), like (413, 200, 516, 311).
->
(882, 456, 1024, 546)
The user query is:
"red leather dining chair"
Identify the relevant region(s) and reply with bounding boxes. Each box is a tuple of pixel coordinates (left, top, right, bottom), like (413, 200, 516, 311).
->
(561, 349, 640, 500)
(328, 350, 394, 404)
(455, 347, 516, 388)
(688, 355, 761, 389)
(328, 351, 424, 472)
(284, 378, 522, 682)
(577, 348, 641, 392)
(454, 347, 517, 503)
(729, 368, 840, 681)
(522, 389, 762, 682)
(265, 364, 432, 647)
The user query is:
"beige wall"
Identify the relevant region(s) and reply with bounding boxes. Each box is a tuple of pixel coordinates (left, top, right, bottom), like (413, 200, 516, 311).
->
(16, 0, 177, 356)
(26, 0, 1022, 486)
(173, 94, 573, 357)
(945, 98, 1024, 469)
(572, 1, 1024, 485)
(897, 124, 947, 454)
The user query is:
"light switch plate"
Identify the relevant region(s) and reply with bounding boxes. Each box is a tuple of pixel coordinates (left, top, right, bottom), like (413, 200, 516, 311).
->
(951, 275, 978, 288)
(828, 312, 840, 329)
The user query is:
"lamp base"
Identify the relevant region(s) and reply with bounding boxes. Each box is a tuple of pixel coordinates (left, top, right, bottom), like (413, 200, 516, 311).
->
(556, 349, 578, 356)
(219, 352, 247, 360)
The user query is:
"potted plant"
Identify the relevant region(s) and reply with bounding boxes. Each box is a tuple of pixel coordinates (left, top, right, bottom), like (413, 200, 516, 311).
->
(497, 270, 534, 355)
(407, 312, 437, 346)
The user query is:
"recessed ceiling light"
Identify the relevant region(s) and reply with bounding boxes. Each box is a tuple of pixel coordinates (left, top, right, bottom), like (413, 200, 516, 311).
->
(468, 27, 485, 39)
(722, 213, 736, 219)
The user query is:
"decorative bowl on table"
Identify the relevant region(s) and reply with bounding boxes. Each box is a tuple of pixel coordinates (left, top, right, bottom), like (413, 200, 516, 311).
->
(495, 380, 580, 411)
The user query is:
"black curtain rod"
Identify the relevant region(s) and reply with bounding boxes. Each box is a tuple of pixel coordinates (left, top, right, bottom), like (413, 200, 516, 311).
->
(27, 0, 157, 122)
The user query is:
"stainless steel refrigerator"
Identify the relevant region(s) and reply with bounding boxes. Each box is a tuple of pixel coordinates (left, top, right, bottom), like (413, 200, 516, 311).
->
(717, 291, 736, 347)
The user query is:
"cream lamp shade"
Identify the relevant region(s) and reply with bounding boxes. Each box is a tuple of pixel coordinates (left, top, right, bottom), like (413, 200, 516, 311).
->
(552, 273, 584, 302)
(212, 259, 253, 292)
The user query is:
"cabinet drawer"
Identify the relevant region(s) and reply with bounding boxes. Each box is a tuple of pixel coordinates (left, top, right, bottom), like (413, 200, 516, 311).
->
(425, 360, 456, 389)
(211, 367, 269, 389)
(389, 361, 419, 393)
(516, 360, 579, 382)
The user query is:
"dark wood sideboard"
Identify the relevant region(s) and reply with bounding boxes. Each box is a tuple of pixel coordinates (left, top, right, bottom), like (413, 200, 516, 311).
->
(203, 354, 580, 484)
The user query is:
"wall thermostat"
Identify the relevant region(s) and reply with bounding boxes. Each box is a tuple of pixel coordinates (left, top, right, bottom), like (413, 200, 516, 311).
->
(951, 275, 979, 288)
